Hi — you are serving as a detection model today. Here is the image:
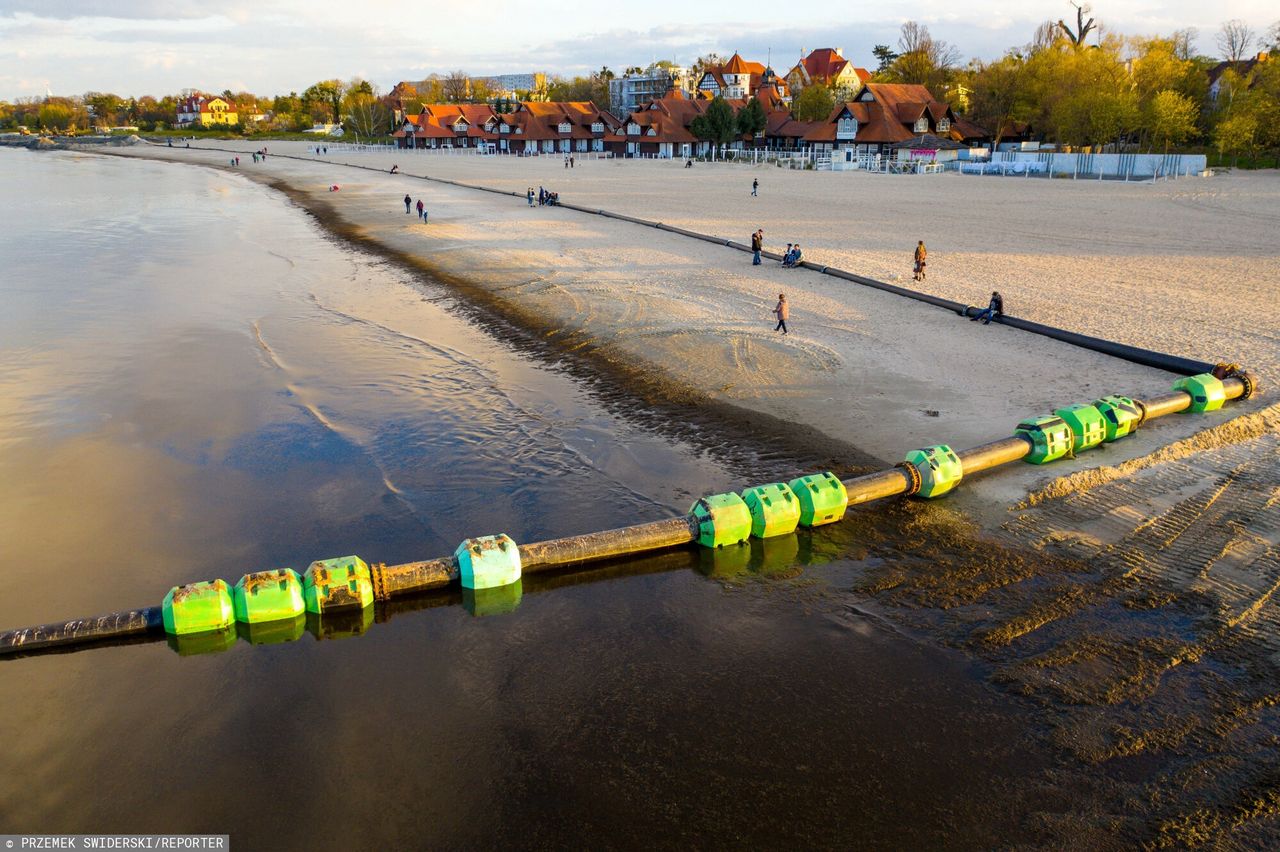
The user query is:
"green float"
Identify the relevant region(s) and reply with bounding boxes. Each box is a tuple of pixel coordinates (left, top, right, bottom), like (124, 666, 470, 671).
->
(166, 628, 237, 656)
(1174, 373, 1226, 413)
(162, 579, 235, 635)
(303, 556, 374, 614)
(455, 534, 522, 590)
(740, 483, 802, 538)
(786, 472, 848, 527)
(1093, 395, 1141, 442)
(690, 492, 752, 548)
(903, 444, 963, 498)
(233, 568, 305, 624)
(1015, 414, 1074, 464)
(1054, 403, 1106, 452)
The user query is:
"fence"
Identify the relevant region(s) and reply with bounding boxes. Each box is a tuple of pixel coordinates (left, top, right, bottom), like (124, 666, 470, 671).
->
(961, 150, 1208, 180)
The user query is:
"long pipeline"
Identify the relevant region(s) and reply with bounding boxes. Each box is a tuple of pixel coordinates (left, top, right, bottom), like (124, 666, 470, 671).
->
(0, 375, 1252, 658)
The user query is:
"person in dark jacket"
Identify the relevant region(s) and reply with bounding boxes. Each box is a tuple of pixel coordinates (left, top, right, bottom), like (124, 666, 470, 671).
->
(404, 194, 412, 214)
(751, 229, 763, 265)
(971, 291, 1004, 324)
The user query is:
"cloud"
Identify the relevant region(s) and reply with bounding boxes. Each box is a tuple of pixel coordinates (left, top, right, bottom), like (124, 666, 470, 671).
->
(0, 1, 259, 20)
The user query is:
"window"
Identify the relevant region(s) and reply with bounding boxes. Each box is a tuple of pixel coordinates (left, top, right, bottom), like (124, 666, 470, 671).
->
(558, 122, 571, 133)
(836, 117, 858, 139)
(914, 118, 928, 133)
(627, 123, 640, 135)
(499, 124, 509, 133)
(936, 118, 950, 132)
(591, 122, 604, 133)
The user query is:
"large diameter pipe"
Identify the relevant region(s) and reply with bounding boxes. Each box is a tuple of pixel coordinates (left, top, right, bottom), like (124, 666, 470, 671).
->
(957, 436, 1033, 476)
(0, 606, 162, 655)
(521, 516, 697, 572)
(842, 469, 913, 505)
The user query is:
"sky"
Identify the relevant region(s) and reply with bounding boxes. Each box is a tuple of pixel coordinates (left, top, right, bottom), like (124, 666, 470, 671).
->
(0, 0, 1276, 100)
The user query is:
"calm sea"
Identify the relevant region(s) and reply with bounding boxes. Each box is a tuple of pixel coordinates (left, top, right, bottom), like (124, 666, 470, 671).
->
(0, 149, 1051, 848)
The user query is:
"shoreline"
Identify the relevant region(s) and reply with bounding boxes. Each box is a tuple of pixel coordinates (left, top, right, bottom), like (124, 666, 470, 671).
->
(49, 141, 1274, 522)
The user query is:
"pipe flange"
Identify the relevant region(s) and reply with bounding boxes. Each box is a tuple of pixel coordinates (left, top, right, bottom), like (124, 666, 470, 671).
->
(370, 562, 391, 602)
(895, 461, 923, 497)
(1134, 398, 1150, 427)
(1237, 371, 1257, 400)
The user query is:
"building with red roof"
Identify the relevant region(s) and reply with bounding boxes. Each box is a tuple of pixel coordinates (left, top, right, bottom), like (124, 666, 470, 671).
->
(801, 83, 983, 158)
(695, 53, 772, 100)
(393, 101, 621, 153)
(784, 48, 870, 99)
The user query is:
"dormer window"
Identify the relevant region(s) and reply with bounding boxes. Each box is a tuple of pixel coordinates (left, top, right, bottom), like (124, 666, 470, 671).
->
(591, 122, 603, 133)
(646, 128, 657, 136)
(627, 122, 640, 135)
(837, 117, 858, 139)
(914, 118, 928, 133)
(499, 124, 509, 133)
(558, 122, 572, 133)
(936, 118, 950, 132)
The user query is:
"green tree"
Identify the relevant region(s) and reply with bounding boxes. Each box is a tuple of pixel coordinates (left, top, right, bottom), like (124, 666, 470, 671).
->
(37, 102, 75, 131)
(690, 96, 738, 156)
(1214, 110, 1257, 164)
(1146, 90, 1197, 152)
(302, 80, 345, 124)
(736, 97, 767, 138)
(872, 45, 898, 73)
(969, 54, 1031, 150)
(792, 83, 835, 121)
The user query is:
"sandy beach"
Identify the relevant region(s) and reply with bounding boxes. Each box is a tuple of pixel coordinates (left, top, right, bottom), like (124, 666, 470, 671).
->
(96, 140, 1275, 481)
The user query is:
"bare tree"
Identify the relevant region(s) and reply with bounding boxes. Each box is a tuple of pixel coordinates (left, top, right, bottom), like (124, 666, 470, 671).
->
(442, 71, 471, 103)
(1030, 20, 1059, 53)
(1217, 19, 1255, 62)
(1057, 2, 1097, 47)
(1268, 20, 1280, 52)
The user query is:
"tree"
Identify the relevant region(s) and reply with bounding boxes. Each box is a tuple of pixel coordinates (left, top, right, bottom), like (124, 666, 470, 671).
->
(885, 21, 961, 96)
(37, 102, 75, 131)
(689, 96, 738, 156)
(1214, 110, 1257, 164)
(84, 92, 124, 127)
(302, 80, 345, 124)
(792, 83, 835, 121)
(736, 97, 767, 138)
(969, 55, 1031, 151)
(1267, 20, 1280, 53)
(872, 45, 898, 73)
(1146, 90, 1197, 152)
(1217, 19, 1255, 62)
(1058, 2, 1097, 48)
(442, 71, 471, 103)
(344, 82, 386, 138)
(692, 53, 724, 77)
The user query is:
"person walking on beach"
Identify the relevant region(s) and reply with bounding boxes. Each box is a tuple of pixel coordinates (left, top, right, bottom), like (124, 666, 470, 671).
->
(773, 293, 789, 335)
(404, 194, 412, 214)
(751, 229, 763, 266)
(752, 178, 758, 197)
(971, 291, 1004, 324)
(570, 156, 575, 168)
(913, 241, 927, 281)
(416, 199, 424, 220)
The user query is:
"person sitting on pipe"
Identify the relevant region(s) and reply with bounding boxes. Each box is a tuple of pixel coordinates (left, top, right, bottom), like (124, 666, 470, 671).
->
(971, 291, 1003, 324)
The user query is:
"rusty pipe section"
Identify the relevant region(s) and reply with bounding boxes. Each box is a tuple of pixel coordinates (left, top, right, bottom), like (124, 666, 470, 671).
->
(378, 558, 457, 597)
(520, 516, 698, 573)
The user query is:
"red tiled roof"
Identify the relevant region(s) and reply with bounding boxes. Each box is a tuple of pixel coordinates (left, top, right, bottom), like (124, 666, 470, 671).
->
(801, 84, 957, 144)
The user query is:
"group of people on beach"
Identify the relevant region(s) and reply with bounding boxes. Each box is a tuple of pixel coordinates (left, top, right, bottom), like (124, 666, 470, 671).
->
(529, 186, 559, 206)
(750, 231, 802, 267)
(403, 193, 428, 222)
